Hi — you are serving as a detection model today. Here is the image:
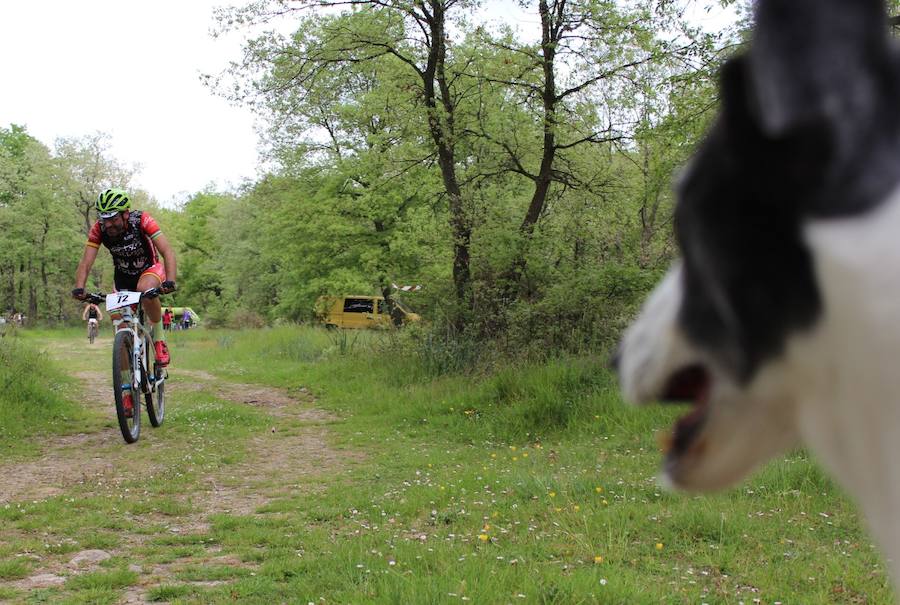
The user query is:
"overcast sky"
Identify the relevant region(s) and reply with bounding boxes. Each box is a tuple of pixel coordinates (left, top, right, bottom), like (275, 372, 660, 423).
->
(0, 1, 262, 206)
(0, 1, 734, 207)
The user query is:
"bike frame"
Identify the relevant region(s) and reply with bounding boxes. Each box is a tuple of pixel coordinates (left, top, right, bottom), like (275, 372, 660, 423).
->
(112, 296, 166, 394)
(85, 289, 167, 443)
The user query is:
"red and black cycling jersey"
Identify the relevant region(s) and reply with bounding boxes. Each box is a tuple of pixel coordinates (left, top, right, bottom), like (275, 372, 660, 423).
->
(86, 211, 162, 278)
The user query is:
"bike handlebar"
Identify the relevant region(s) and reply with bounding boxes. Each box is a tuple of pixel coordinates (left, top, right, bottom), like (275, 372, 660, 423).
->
(85, 288, 163, 305)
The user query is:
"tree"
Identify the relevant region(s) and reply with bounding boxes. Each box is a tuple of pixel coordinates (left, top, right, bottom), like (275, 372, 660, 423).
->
(0, 125, 82, 321)
(212, 0, 479, 325)
(54, 132, 136, 235)
(462, 0, 722, 296)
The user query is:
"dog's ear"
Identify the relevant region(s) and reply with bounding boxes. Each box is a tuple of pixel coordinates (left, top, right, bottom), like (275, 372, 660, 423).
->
(748, 0, 891, 137)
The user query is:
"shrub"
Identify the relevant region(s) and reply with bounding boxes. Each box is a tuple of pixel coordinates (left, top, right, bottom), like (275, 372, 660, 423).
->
(0, 337, 86, 446)
(228, 308, 268, 329)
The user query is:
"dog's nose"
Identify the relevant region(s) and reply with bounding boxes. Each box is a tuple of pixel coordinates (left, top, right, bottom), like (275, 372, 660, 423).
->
(608, 344, 622, 373)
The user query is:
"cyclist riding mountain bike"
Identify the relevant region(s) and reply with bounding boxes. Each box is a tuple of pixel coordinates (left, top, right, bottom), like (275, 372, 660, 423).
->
(72, 188, 178, 369)
(82, 301, 103, 338)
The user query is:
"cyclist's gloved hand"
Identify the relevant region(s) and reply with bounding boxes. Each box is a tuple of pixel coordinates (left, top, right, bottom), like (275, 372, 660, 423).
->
(161, 280, 177, 294)
(71, 288, 86, 301)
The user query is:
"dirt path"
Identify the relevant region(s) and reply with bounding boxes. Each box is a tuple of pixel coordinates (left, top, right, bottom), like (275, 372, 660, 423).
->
(0, 339, 363, 601)
(0, 366, 347, 506)
(0, 369, 116, 504)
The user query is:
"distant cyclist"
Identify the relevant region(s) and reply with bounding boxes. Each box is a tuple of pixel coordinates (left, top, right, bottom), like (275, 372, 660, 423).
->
(82, 301, 103, 339)
(71, 188, 178, 366)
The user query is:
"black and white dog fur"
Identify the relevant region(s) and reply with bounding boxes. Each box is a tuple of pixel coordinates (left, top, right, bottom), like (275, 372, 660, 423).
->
(616, 0, 900, 587)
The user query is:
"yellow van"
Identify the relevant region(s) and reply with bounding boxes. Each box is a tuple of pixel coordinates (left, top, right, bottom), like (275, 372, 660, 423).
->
(316, 295, 420, 329)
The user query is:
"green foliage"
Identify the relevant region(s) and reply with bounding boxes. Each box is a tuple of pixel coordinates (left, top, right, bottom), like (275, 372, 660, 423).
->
(0, 126, 81, 322)
(7, 2, 734, 352)
(189, 0, 732, 352)
(0, 125, 147, 325)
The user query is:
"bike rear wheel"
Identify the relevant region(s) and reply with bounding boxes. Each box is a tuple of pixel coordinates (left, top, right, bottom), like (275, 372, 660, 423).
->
(112, 329, 141, 443)
(144, 334, 165, 427)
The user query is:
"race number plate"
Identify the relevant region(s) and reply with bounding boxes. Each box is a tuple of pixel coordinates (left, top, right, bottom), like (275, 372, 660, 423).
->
(106, 291, 142, 311)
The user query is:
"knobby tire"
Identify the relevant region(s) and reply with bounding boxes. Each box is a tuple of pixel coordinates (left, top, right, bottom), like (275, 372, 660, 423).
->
(112, 329, 141, 443)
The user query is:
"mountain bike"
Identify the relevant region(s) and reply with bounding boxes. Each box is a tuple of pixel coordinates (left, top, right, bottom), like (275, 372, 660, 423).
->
(85, 289, 167, 443)
(87, 319, 98, 344)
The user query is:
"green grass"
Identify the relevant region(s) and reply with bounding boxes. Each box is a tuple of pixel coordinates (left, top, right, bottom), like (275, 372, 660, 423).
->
(0, 326, 893, 604)
(0, 558, 30, 580)
(0, 335, 91, 455)
(64, 568, 138, 590)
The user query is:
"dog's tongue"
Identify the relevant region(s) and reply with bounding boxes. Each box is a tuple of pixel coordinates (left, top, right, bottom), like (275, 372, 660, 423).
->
(658, 366, 711, 456)
(662, 365, 709, 404)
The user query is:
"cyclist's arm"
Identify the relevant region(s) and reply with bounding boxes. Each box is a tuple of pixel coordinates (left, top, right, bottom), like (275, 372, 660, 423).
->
(82, 306, 89, 320)
(96, 305, 104, 321)
(153, 233, 177, 284)
(74, 244, 99, 290)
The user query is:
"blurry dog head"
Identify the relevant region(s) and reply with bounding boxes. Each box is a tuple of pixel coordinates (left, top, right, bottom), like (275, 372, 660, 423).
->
(616, 0, 900, 491)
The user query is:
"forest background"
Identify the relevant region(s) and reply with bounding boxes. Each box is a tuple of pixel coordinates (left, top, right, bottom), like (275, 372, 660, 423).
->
(3, 0, 899, 362)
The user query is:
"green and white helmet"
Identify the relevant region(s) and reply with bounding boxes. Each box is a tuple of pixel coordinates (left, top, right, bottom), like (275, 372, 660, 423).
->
(96, 188, 131, 219)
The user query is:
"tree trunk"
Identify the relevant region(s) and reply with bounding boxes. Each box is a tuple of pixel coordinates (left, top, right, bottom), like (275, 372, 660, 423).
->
(18, 261, 25, 313)
(502, 0, 560, 299)
(422, 0, 471, 324)
(27, 260, 37, 321)
(40, 221, 50, 320)
(373, 219, 405, 327)
(519, 0, 559, 240)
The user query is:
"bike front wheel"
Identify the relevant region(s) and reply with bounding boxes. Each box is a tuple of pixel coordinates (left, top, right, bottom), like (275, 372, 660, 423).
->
(89, 324, 97, 344)
(112, 329, 141, 443)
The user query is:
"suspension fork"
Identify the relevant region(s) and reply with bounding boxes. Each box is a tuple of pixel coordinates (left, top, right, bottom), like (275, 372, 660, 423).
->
(113, 306, 145, 392)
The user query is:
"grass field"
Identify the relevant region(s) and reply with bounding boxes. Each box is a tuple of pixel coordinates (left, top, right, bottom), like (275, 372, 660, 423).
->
(0, 326, 892, 604)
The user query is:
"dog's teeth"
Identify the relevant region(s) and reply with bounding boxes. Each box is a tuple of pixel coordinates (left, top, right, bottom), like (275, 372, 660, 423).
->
(656, 429, 674, 454)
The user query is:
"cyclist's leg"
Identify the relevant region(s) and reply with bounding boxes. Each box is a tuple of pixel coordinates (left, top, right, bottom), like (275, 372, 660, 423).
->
(138, 263, 165, 324)
(138, 263, 169, 365)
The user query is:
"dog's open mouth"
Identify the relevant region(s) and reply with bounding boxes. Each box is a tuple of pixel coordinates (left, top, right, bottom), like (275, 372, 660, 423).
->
(658, 365, 711, 458)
